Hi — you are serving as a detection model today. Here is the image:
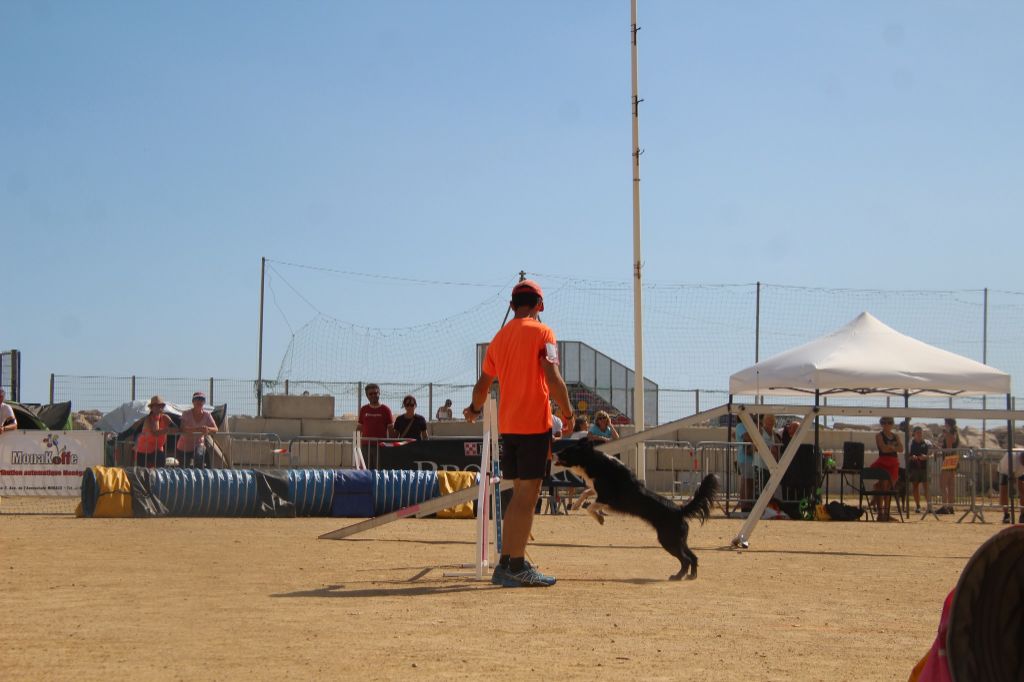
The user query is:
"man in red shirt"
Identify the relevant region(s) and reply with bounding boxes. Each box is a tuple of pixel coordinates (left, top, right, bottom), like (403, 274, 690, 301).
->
(358, 384, 395, 463)
(464, 279, 574, 587)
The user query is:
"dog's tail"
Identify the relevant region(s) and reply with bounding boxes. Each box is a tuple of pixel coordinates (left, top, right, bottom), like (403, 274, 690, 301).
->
(678, 474, 718, 525)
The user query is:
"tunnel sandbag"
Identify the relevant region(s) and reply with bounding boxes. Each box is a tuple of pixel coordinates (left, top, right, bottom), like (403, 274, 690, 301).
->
(289, 468, 335, 517)
(77, 466, 134, 518)
(331, 469, 374, 517)
(373, 469, 439, 516)
(435, 470, 478, 519)
(124, 468, 170, 518)
(946, 525, 1024, 682)
(252, 469, 296, 518)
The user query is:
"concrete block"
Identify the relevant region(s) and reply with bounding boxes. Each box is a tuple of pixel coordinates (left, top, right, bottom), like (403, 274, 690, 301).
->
(656, 447, 698, 471)
(289, 440, 349, 468)
(263, 394, 335, 420)
(226, 416, 302, 440)
(644, 470, 675, 494)
(430, 420, 483, 437)
(212, 434, 276, 468)
(301, 418, 357, 438)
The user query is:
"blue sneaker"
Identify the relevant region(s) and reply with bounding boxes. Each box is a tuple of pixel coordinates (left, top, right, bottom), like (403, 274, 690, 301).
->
(491, 564, 510, 585)
(500, 563, 556, 587)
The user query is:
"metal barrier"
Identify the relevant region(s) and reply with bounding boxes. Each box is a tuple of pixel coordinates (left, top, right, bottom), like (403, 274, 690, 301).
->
(695, 441, 744, 515)
(108, 432, 284, 469)
(212, 432, 284, 469)
(642, 440, 697, 497)
(285, 436, 357, 469)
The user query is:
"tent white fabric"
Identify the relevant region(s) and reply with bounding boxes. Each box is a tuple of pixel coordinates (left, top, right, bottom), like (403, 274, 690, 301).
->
(729, 312, 1010, 397)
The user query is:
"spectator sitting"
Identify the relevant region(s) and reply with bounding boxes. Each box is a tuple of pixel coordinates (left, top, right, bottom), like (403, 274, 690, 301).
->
(567, 415, 590, 439)
(176, 391, 218, 468)
(435, 399, 453, 421)
(780, 420, 801, 450)
(869, 416, 903, 521)
(588, 410, 619, 443)
(551, 404, 563, 439)
(136, 395, 173, 468)
(394, 395, 428, 441)
(0, 388, 16, 434)
(907, 425, 931, 513)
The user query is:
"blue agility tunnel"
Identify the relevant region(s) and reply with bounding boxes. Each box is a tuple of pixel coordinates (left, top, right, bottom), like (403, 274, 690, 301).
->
(80, 467, 454, 518)
(372, 470, 440, 516)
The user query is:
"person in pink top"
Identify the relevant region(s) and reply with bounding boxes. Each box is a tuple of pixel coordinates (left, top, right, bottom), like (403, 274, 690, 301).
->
(176, 391, 218, 468)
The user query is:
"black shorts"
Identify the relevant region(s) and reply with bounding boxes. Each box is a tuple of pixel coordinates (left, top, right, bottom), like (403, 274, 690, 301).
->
(500, 433, 551, 480)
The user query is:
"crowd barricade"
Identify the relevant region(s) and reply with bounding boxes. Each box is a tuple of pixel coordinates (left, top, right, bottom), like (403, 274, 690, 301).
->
(695, 441, 744, 515)
(920, 446, 974, 513)
(284, 436, 357, 469)
(359, 436, 419, 470)
(211, 432, 284, 469)
(948, 448, 1006, 515)
(642, 440, 697, 498)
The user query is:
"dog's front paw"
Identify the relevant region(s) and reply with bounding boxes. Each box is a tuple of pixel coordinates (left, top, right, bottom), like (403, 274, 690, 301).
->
(669, 573, 684, 581)
(587, 508, 606, 525)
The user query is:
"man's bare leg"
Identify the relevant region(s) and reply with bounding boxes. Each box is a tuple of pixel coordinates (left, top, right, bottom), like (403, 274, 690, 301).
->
(502, 478, 543, 559)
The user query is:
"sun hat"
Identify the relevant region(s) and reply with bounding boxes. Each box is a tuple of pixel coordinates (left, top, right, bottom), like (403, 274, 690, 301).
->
(148, 395, 166, 408)
(192, 391, 207, 401)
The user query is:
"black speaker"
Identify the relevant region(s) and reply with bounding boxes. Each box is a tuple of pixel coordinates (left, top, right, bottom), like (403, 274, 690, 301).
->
(781, 444, 820, 490)
(842, 441, 865, 470)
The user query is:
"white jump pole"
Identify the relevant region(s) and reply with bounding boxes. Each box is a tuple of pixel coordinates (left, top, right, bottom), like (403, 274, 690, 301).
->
(446, 396, 501, 579)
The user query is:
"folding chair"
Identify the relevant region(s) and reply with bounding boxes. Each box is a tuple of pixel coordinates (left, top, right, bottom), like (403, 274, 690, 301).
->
(858, 467, 905, 522)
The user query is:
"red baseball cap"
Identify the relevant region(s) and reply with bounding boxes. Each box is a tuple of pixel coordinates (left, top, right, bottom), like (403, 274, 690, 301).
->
(512, 279, 544, 298)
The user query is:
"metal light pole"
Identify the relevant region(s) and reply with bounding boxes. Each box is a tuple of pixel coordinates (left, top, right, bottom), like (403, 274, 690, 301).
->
(630, 0, 647, 480)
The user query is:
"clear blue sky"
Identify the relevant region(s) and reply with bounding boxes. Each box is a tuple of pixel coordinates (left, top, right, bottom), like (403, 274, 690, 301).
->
(3, 1, 1022, 403)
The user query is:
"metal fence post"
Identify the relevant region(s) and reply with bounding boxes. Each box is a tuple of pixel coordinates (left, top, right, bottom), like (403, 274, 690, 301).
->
(428, 383, 434, 422)
(694, 389, 700, 414)
(131, 375, 136, 401)
(49, 373, 55, 404)
(209, 377, 214, 405)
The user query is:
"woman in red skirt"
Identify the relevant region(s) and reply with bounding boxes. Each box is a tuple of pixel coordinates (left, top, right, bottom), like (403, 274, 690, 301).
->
(870, 416, 903, 521)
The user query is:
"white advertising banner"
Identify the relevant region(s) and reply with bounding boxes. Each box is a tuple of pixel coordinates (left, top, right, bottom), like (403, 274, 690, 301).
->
(0, 431, 104, 496)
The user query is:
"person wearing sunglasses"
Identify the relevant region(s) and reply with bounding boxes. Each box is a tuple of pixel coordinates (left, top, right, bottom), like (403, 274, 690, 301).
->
(394, 395, 428, 441)
(136, 395, 173, 467)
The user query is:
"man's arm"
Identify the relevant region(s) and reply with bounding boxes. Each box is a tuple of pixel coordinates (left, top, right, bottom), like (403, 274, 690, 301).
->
(543, 360, 574, 434)
(386, 406, 396, 438)
(463, 372, 495, 423)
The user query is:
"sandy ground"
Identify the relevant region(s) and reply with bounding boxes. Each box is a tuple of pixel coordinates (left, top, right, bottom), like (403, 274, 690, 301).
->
(0, 498, 1005, 681)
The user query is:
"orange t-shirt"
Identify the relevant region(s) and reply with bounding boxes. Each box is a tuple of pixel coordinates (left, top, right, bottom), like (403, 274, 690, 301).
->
(482, 317, 557, 435)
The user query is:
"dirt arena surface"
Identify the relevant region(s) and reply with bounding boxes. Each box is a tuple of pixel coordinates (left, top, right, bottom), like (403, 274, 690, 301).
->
(1, 500, 1005, 681)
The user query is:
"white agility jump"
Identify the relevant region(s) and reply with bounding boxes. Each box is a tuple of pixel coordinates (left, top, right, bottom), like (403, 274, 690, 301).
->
(319, 397, 508, 580)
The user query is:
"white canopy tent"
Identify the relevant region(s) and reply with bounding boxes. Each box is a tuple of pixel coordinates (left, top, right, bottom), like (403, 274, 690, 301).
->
(602, 312, 1021, 548)
(725, 312, 1013, 546)
(729, 312, 1010, 397)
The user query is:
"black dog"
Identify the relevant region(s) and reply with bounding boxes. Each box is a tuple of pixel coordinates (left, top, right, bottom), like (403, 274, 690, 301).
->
(555, 440, 718, 580)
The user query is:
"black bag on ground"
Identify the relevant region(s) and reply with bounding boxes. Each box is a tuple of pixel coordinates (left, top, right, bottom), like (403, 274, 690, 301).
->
(825, 500, 864, 521)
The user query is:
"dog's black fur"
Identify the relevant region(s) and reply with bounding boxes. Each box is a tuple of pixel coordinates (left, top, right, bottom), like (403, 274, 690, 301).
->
(555, 439, 718, 580)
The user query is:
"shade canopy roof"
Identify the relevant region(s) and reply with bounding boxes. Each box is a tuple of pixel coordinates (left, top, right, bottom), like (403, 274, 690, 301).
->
(729, 312, 1011, 397)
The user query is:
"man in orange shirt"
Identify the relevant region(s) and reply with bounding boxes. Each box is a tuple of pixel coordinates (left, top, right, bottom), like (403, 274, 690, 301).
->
(464, 279, 574, 587)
